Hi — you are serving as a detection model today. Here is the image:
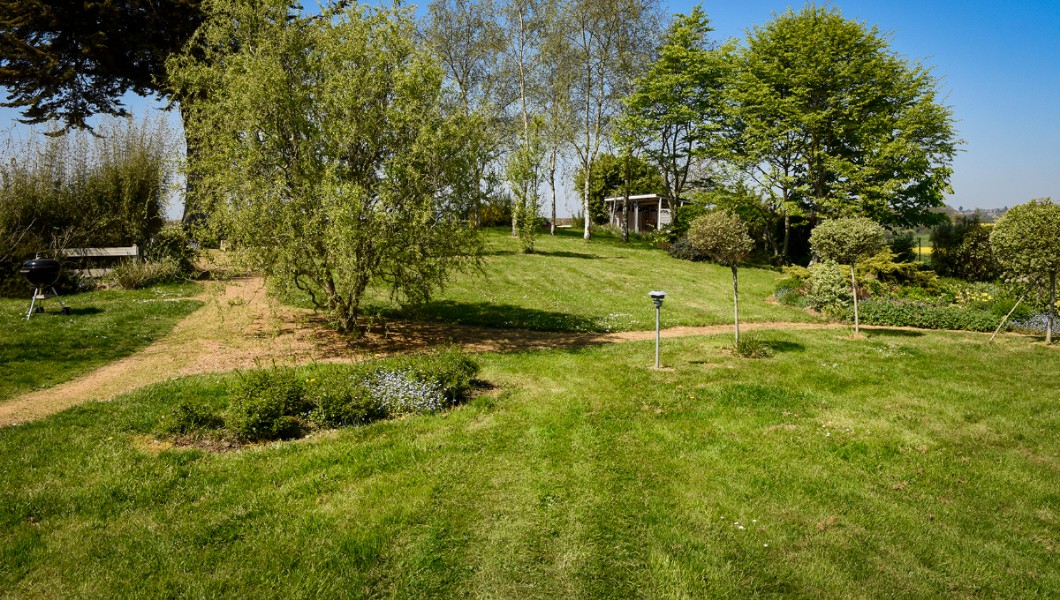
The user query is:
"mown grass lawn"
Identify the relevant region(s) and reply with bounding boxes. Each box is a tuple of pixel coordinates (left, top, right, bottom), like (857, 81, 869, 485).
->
(0, 283, 202, 402)
(2, 329, 1056, 597)
(290, 227, 819, 332)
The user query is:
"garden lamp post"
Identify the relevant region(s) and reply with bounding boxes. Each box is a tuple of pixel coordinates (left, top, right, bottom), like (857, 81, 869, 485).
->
(650, 291, 666, 368)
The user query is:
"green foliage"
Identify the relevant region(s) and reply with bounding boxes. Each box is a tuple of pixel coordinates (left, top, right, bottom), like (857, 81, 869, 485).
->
(225, 368, 309, 442)
(621, 6, 724, 201)
(733, 331, 772, 358)
(687, 210, 753, 267)
(304, 375, 381, 428)
(722, 5, 958, 229)
(810, 217, 886, 266)
(856, 249, 937, 287)
(0, 117, 175, 294)
(111, 258, 184, 290)
(172, 0, 482, 333)
(217, 349, 480, 441)
(806, 261, 852, 314)
(506, 123, 545, 253)
(930, 215, 998, 280)
(990, 199, 1060, 282)
(144, 224, 199, 275)
(0, 0, 202, 130)
(847, 300, 1002, 332)
(572, 153, 665, 224)
(888, 233, 917, 263)
(990, 198, 1060, 342)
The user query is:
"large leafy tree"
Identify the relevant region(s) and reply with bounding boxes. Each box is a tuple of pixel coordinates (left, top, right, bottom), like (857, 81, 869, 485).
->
(172, 0, 482, 333)
(810, 217, 886, 336)
(0, 0, 203, 130)
(722, 5, 958, 257)
(622, 5, 723, 203)
(990, 198, 1060, 344)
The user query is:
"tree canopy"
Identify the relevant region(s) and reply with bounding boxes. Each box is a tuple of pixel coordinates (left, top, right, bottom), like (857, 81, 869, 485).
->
(720, 5, 958, 239)
(990, 198, 1060, 343)
(0, 0, 202, 130)
(172, 0, 482, 333)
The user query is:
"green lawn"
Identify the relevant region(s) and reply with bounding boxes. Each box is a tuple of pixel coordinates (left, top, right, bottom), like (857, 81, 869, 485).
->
(2, 329, 1057, 597)
(0, 283, 202, 403)
(292, 227, 820, 332)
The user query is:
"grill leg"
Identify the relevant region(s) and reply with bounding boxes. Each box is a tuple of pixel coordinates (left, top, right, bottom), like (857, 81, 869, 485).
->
(26, 288, 40, 320)
(52, 287, 71, 315)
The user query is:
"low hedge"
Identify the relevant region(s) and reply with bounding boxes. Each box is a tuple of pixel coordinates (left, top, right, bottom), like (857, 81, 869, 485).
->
(844, 300, 1002, 332)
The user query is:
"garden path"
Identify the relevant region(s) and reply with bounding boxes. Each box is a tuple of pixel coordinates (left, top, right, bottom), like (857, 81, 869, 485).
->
(0, 276, 844, 426)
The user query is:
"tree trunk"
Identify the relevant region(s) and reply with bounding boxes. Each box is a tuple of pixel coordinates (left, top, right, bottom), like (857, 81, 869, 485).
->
(1048, 271, 1056, 344)
(179, 101, 202, 229)
(622, 152, 630, 243)
(548, 151, 557, 235)
(851, 263, 860, 336)
(583, 164, 591, 240)
(782, 211, 791, 261)
(732, 265, 740, 346)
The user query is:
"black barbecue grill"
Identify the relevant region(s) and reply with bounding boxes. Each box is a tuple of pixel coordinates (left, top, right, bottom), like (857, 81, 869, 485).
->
(20, 254, 71, 319)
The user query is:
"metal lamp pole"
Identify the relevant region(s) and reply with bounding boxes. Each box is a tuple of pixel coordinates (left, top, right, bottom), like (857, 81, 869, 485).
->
(649, 291, 666, 368)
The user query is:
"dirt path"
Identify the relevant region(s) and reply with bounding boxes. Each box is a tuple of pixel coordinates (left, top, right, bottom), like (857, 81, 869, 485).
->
(1, 277, 843, 427)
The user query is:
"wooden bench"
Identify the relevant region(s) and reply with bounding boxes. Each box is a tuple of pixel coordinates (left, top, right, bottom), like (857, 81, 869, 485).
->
(64, 245, 139, 278)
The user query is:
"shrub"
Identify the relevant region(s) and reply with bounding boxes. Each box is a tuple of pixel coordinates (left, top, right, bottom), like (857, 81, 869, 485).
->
(667, 237, 710, 262)
(111, 257, 183, 289)
(219, 349, 479, 441)
(145, 224, 199, 274)
(807, 261, 853, 314)
(889, 233, 917, 263)
(734, 332, 772, 358)
(305, 374, 382, 427)
(393, 347, 479, 403)
(226, 368, 309, 441)
(843, 299, 1001, 332)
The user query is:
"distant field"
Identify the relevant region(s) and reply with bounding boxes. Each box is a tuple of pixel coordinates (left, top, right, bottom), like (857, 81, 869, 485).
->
(289, 227, 820, 332)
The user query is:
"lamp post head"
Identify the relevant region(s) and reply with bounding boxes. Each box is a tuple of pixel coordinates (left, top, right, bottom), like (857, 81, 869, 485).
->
(649, 290, 666, 308)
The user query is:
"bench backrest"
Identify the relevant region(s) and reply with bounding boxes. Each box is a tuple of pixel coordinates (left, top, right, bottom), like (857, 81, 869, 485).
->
(65, 245, 139, 258)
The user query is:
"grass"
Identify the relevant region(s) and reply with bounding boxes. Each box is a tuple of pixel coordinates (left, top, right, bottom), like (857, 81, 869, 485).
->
(2, 328, 1057, 597)
(288, 227, 820, 332)
(0, 283, 202, 403)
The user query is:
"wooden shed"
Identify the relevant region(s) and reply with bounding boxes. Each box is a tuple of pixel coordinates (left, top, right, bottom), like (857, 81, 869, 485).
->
(603, 194, 689, 233)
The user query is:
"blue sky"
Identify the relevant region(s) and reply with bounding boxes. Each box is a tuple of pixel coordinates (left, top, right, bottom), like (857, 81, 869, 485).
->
(2, 0, 1057, 211)
(675, 0, 1060, 210)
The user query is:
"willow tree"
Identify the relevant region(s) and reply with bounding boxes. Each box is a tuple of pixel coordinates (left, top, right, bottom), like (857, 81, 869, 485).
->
(810, 217, 885, 336)
(990, 198, 1060, 344)
(171, 0, 481, 333)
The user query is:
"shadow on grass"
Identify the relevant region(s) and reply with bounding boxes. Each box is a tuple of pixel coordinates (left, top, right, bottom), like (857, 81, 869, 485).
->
(865, 328, 925, 338)
(532, 250, 603, 260)
(766, 340, 806, 353)
(395, 300, 601, 332)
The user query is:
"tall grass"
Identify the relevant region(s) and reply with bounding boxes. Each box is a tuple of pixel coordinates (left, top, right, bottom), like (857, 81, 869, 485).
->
(0, 116, 177, 294)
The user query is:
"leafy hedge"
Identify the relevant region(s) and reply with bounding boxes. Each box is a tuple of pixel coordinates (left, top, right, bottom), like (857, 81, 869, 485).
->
(162, 348, 480, 442)
(840, 300, 1002, 332)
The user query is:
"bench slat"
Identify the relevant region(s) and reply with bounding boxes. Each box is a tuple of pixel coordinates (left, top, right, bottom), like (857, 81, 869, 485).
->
(65, 245, 138, 258)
